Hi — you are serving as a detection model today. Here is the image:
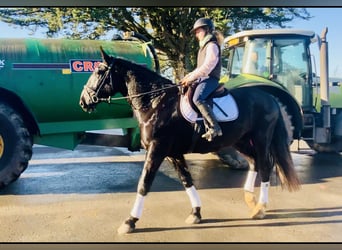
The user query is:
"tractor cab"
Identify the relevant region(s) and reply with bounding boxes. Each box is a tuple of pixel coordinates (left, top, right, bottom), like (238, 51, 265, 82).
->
(223, 29, 316, 112)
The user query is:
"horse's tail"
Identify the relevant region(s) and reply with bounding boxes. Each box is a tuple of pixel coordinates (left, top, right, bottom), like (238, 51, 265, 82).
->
(271, 104, 301, 192)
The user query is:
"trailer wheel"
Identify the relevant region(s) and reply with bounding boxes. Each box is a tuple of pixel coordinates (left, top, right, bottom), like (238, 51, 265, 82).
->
(0, 103, 33, 189)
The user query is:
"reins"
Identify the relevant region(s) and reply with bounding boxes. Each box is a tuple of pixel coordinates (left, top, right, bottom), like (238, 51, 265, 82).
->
(86, 58, 190, 105)
(97, 60, 184, 103)
(97, 84, 181, 104)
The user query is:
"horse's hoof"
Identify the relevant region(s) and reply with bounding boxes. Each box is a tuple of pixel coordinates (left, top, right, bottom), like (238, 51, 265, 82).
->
(250, 203, 266, 219)
(244, 191, 257, 210)
(185, 214, 201, 224)
(117, 222, 135, 235)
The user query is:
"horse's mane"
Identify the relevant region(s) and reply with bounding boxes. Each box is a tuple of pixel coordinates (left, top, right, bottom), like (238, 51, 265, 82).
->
(115, 57, 173, 85)
(114, 57, 178, 111)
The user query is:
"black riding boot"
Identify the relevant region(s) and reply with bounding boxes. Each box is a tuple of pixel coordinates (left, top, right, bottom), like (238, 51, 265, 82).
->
(196, 101, 222, 142)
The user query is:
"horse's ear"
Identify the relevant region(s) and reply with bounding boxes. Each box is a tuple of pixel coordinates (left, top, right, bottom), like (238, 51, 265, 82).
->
(100, 46, 111, 65)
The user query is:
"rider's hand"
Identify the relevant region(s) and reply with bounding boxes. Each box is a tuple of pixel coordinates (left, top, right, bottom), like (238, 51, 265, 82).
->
(180, 73, 193, 86)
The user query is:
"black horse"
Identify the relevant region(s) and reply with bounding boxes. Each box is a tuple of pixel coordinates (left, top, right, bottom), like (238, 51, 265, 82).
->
(79, 47, 300, 234)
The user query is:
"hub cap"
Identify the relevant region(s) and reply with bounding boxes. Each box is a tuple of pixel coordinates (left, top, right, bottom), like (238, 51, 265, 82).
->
(0, 135, 3, 158)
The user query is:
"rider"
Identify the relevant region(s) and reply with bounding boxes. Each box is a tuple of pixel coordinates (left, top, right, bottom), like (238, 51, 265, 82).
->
(180, 17, 223, 142)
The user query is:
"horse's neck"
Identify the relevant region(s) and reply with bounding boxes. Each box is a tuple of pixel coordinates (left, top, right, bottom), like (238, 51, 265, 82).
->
(127, 78, 179, 124)
(125, 70, 173, 110)
(118, 60, 179, 124)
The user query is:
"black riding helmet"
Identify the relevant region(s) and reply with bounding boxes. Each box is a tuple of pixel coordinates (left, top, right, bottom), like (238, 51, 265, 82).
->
(191, 18, 214, 33)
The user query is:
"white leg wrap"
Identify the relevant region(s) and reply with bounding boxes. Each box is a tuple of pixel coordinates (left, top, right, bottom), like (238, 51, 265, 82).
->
(244, 171, 257, 193)
(258, 182, 270, 204)
(186, 186, 201, 208)
(130, 193, 145, 219)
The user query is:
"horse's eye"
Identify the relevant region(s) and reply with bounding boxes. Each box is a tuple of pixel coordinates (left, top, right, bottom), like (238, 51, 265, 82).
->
(95, 67, 105, 75)
(97, 65, 108, 74)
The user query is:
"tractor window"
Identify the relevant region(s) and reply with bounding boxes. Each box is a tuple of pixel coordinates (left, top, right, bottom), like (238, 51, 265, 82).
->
(227, 45, 245, 77)
(242, 39, 269, 77)
(272, 39, 310, 107)
(224, 38, 270, 78)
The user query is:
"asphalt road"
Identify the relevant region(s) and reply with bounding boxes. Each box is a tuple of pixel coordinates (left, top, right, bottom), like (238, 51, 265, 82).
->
(0, 143, 342, 242)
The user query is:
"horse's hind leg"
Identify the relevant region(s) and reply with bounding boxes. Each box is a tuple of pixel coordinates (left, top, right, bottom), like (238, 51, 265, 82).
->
(251, 182, 270, 219)
(243, 168, 270, 218)
(236, 142, 258, 210)
(244, 170, 258, 209)
(250, 128, 276, 219)
(167, 156, 202, 224)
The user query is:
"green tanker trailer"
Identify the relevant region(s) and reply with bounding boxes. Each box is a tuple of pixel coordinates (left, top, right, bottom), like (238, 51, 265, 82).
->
(0, 35, 158, 188)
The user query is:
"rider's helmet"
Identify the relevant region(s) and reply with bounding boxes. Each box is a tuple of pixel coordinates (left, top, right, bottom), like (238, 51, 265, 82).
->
(191, 18, 214, 33)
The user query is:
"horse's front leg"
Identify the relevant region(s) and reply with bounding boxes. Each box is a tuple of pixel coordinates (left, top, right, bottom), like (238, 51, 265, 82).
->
(117, 142, 165, 235)
(167, 156, 202, 224)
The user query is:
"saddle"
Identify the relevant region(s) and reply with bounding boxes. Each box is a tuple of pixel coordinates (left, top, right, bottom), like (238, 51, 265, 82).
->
(180, 84, 239, 123)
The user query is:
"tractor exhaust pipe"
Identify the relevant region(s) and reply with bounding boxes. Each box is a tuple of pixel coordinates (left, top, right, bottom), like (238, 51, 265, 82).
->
(319, 27, 331, 129)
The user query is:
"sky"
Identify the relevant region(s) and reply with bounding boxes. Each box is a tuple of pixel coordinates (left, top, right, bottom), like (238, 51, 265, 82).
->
(0, 7, 342, 78)
(284, 8, 342, 79)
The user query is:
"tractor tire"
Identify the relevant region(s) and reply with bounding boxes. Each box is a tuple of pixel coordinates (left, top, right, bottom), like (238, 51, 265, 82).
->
(216, 147, 249, 170)
(307, 140, 342, 154)
(216, 100, 294, 170)
(0, 102, 33, 189)
(278, 100, 294, 146)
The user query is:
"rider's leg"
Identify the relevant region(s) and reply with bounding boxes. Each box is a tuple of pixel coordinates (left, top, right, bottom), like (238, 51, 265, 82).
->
(195, 100, 222, 141)
(192, 78, 222, 141)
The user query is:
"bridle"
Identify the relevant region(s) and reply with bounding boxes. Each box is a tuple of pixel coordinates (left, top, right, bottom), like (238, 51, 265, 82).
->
(82, 60, 115, 104)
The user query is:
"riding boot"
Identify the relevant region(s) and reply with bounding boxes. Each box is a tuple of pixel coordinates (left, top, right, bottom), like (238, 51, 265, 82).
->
(196, 101, 222, 142)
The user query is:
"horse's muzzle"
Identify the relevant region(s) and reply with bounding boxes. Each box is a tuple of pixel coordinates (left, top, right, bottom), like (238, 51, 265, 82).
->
(79, 88, 96, 113)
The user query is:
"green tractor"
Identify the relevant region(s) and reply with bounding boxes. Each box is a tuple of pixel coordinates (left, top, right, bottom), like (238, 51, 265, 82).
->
(221, 27, 342, 153)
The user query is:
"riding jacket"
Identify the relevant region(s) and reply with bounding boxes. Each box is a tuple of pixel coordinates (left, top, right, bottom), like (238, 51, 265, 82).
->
(185, 34, 221, 83)
(196, 35, 221, 80)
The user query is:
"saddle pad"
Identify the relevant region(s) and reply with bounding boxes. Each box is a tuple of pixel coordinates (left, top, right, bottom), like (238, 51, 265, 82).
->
(180, 93, 239, 123)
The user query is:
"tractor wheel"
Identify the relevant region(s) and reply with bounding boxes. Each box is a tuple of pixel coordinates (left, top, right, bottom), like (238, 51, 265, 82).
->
(307, 140, 342, 154)
(278, 100, 294, 146)
(216, 147, 249, 170)
(216, 100, 294, 170)
(0, 102, 33, 189)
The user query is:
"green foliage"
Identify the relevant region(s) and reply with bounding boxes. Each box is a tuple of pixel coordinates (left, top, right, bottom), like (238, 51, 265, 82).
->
(0, 7, 311, 80)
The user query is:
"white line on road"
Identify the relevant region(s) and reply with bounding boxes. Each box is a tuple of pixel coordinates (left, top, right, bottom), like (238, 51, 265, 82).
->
(29, 153, 220, 165)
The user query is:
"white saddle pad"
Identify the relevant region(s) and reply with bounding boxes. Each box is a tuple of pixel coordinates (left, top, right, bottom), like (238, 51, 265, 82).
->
(180, 93, 239, 123)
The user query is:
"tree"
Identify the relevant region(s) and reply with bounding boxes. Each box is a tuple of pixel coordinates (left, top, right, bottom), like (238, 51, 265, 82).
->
(0, 7, 311, 80)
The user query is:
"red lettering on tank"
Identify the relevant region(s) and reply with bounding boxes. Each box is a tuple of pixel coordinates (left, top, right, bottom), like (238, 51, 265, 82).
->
(72, 61, 83, 72)
(83, 61, 94, 72)
(70, 60, 102, 72)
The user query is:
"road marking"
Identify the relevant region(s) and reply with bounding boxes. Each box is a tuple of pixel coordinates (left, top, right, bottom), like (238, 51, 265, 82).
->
(29, 153, 219, 165)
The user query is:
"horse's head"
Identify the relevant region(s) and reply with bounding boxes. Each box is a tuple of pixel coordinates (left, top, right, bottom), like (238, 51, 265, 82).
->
(79, 47, 123, 113)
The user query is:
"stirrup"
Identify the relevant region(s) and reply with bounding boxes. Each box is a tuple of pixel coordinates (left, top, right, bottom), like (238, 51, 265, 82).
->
(201, 127, 222, 142)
